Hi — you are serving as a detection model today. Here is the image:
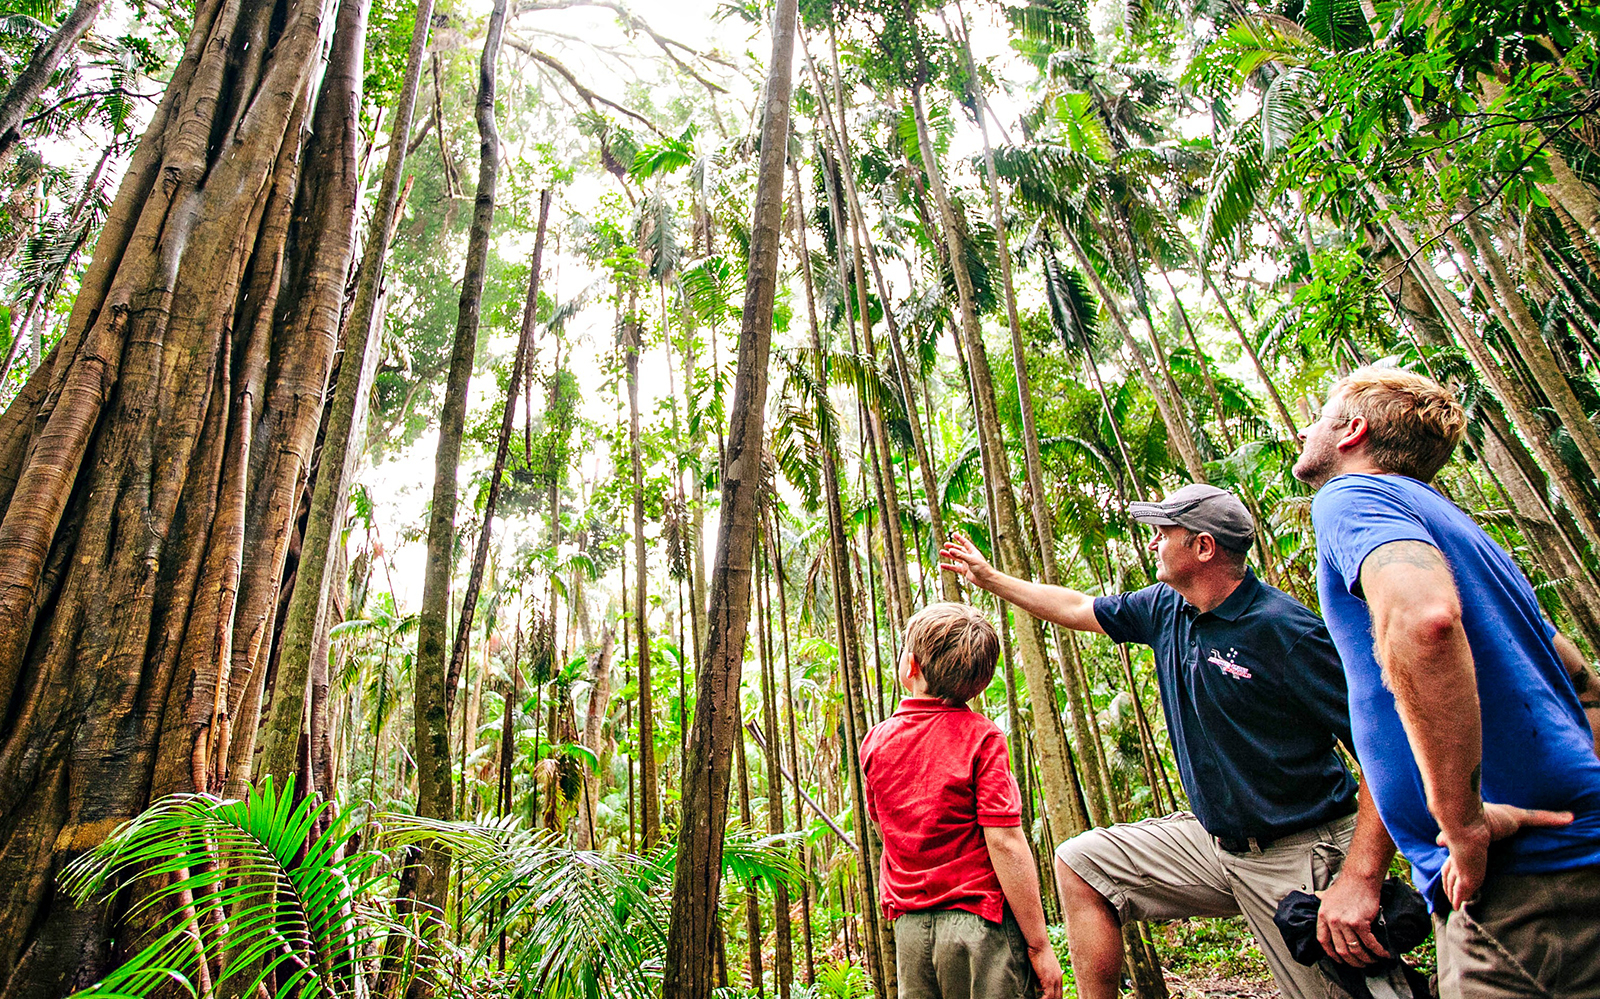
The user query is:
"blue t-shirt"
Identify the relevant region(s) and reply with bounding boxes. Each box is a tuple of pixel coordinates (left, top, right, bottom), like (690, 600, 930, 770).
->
(1313, 473, 1600, 907)
(1093, 570, 1358, 842)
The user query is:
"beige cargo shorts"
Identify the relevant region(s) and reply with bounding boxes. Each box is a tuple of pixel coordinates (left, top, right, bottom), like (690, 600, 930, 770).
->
(1055, 810, 1357, 999)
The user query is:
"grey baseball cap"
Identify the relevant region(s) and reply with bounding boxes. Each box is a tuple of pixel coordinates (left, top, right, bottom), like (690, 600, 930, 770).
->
(1128, 484, 1255, 552)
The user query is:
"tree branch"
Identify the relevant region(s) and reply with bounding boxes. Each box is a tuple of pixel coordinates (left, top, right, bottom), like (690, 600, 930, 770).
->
(505, 39, 665, 136)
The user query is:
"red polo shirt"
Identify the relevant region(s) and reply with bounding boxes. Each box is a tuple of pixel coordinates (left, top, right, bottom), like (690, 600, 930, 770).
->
(860, 696, 1023, 923)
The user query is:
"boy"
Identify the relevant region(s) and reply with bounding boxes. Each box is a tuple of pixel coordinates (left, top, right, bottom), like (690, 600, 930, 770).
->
(862, 602, 1064, 999)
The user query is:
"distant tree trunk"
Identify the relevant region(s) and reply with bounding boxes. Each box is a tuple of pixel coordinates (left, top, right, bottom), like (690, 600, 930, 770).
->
(573, 626, 614, 850)
(0, 0, 105, 166)
(758, 531, 794, 999)
(802, 151, 894, 989)
(260, 0, 436, 786)
(626, 288, 659, 849)
(661, 0, 797, 991)
(411, 0, 507, 990)
(735, 718, 764, 993)
(0, 0, 366, 988)
(768, 523, 817, 983)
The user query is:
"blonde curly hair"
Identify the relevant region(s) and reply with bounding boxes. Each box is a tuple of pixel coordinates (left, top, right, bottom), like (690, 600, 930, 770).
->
(1329, 367, 1467, 482)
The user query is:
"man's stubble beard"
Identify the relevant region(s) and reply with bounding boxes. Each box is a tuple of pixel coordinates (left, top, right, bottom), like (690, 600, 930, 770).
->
(1292, 443, 1336, 489)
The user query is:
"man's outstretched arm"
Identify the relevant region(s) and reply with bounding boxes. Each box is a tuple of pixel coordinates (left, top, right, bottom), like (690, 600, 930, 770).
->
(939, 532, 1105, 635)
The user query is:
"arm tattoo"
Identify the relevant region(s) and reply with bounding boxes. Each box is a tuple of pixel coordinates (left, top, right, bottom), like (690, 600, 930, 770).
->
(1469, 763, 1481, 796)
(1365, 540, 1450, 574)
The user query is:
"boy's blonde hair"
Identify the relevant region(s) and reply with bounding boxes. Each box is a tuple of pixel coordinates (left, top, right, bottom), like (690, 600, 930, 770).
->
(1329, 367, 1467, 482)
(905, 602, 999, 704)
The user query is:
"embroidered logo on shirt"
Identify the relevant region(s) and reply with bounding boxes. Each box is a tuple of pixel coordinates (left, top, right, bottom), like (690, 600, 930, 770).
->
(1208, 648, 1253, 680)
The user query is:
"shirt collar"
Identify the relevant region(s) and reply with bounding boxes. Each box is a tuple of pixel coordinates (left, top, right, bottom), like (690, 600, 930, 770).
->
(894, 696, 970, 714)
(1201, 567, 1261, 622)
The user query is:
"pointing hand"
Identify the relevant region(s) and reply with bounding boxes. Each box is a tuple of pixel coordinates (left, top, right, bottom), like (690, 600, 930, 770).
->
(938, 532, 994, 588)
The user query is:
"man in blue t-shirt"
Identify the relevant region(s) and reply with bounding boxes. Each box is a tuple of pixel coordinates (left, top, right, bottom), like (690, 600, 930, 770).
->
(1295, 366, 1600, 997)
(940, 486, 1393, 999)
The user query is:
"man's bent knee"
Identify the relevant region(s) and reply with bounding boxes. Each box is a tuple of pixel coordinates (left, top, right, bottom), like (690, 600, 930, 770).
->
(1055, 839, 1119, 923)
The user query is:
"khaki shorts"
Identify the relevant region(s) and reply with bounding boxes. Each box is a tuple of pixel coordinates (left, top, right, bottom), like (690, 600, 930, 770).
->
(894, 908, 1037, 999)
(1434, 863, 1600, 998)
(1056, 811, 1357, 999)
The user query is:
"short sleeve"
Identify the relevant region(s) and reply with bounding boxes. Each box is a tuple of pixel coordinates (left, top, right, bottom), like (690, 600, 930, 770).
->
(1285, 625, 1354, 750)
(1311, 477, 1439, 598)
(974, 729, 1022, 827)
(1093, 585, 1165, 646)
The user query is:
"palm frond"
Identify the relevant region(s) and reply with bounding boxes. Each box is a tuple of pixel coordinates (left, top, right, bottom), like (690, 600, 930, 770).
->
(62, 778, 394, 999)
(1260, 66, 1319, 156)
(1199, 125, 1269, 257)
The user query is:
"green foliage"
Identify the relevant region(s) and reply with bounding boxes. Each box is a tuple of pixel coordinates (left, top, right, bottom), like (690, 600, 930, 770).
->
(62, 778, 398, 999)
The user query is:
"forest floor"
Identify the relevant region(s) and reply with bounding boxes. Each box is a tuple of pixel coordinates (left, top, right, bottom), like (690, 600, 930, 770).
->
(1153, 917, 1280, 998)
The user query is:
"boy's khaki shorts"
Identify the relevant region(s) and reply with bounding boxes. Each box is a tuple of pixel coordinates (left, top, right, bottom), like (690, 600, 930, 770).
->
(1055, 810, 1357, 999)
(894, 907, 1037, 999)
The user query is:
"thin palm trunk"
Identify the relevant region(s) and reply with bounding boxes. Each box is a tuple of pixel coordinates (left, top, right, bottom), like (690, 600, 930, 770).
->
(802, 38, 954, 601)
(906, 71, 1083, 852)
(791, 157, 892, 999)
(661, 1, 798, 993)
(734, 717, 764, 993)
(411, 1, 507, 987)
(767, 502, 816, 985)
(961, 30, 1118, 827)
(442, 193, 552, 726)
(625, 286, 659, 849)
(1056, 220, 1207, 482)
(757, 531, 794, 999)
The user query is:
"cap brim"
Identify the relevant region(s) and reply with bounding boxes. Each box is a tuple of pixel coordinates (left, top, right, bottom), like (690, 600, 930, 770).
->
(1127, 502, 1182, 525)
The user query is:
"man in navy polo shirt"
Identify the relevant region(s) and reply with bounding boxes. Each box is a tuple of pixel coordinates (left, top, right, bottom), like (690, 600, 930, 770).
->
(1295, 367, 1600, 997)
(940, 486, 1393, 999)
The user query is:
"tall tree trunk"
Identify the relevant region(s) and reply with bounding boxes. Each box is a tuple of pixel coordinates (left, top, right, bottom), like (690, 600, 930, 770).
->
(911, 53, 1168, 997)
(661, 0, 797, 994)
(790, 160, 889, 995)
(260, 0, 437, 783)
(410, 0, 506, 989)
(0, 0, 365, 988)
(757, 532, 794, 998)
(961, 34, 1117, 826)
(801, 36, 954, 601)
(906, 74, 1080, 842)
(445, 190, 551, 721)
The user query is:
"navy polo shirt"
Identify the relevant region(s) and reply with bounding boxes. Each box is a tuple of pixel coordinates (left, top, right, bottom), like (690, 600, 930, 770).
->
(1094, 569, 1358, 842)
